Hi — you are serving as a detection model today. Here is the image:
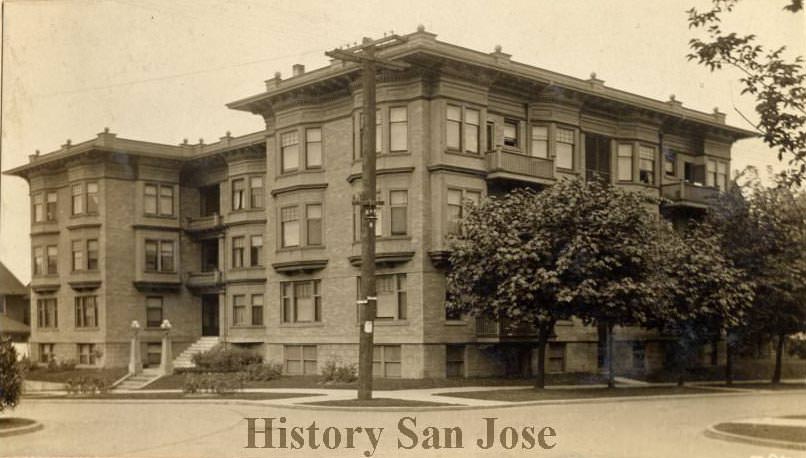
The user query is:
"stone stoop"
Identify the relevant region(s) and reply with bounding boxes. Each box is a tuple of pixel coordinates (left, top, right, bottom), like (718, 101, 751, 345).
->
(173, 336, 220, 369)
(113, 368, 162, 391)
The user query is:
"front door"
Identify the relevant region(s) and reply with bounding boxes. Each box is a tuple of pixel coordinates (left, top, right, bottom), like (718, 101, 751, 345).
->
(201, 295, 219, 336)
(585, 133, 612, 183)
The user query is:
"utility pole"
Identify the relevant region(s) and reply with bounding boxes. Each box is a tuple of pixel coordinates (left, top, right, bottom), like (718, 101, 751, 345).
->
(326, 35, 408, 400)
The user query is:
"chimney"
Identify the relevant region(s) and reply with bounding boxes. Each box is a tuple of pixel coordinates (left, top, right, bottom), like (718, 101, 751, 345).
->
(292, 64, 305, 77)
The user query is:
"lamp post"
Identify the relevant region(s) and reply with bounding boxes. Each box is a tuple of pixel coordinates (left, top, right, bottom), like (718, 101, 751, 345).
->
(159, 319, 173, 376)
(128, 320, 142, 375)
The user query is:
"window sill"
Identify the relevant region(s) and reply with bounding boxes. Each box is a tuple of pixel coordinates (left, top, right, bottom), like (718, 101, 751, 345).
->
(69, 213, 99, 219)
(276, 245, 326, 253)
(278, 169, 326, 178)
(444, 320, 467, 326)
(229, 266, 265, 272)
(280, 322, 325, 328)
(445, 150, 483, 158)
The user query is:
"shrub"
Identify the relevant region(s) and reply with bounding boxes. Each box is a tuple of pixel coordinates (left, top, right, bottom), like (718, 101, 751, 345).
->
(0, 338, 23, 412)
(183, 372, 246, 394)
(243, 363, 283, 382)
(788, 334, 806, 359)
(64, 376, 109, 395)
(321, 360, 358, 384)
(47, 358, 77, 372)
(191, 344, 263, 372)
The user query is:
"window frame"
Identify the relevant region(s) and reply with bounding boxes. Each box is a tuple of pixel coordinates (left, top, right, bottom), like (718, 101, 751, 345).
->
(232, 294, 246, 326)
(249, 235, 263, 267)
(146, 296, 164, 328)
(39, 343, 55, 363)
(71, 240, 85, 272)
(251, 293, 264, 326)
(284, 344, 317, 375)
(373, 345, 402, 378)
(305, 127, 323, 169)
(144, 239, 175, 273)
(445, 104, 481, 154)
(638, 145, 656, 185)
(389, 190, 408, 236)
(231, 236, 245, 269)
(46, 191, 58, 222)
(46, 245, 58, 275)
(554, 126, 576, 170)
(446, 187, 482, 235)
(502, 119, 520, 148)
(37, 298, 58, 329)
(74, 295, 98, 328)
(305, 203, 323, 246)
(617, 143, 635, 182)
(280, 131, 301, 173)
(249, 176, 264, 209)
(530, 125, 549, 159)
(280, 206, 300, 248)
(32, 192, 45, 223)
(87, 239, 99, 271)
(388, 106, 409, 153)
(33, 246, 44, 276)
(78, 343, 97, 365)
(281, 279, 322, 323)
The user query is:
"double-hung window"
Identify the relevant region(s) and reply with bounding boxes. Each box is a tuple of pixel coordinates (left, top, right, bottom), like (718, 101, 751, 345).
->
(39, 343, 54, 363)
(618, 144, 634, 182)
(251, 294, 264, 326)
(232, 179, 245, 211)
(87, 239, 99, 270)
(78, 343, 97, 365)
(33, 193, 44, 223)
(389, 107, 408, 152)
(373, 345, 401, 378)
(33, 247, 44, 276)
(639, 146, 656, 185)
(285, 345, 317, 375)
(249, 235, 263, 267)
(389, 191, 408, 236)
(144, 184, 174, 216)
(664, 150, 677, 178)
(503, 120, 519, 148)
(231, 236, 245, 268)
(446, 189, 481, 234)
(716, 162, 728, 191)
(46, 246, 58, 274)
(281, 206, 300, 247)
(74, 296, 98, 328)
(146, 297, 163, 328)
(281, 131, 300, 172)
(530, 126, 549, 159)
(281, 280, 321, 323)
(72, 241, 84, 271)
(555, 128, 576, 169)
(305, 128, 323, 168)
(306, 204, 323, 246)
(145, 240, 174, 272)
(232, 295, 246, 325)
(362, 274, 407, 320)
(250, 176, 264, 208)
(446, 105, 480, 154)
(37, 298, 57, 328)
(86, 182, 99, 214)
(72, 184, 84, 215)
(72, 182, 98, 215)
(46, 191, 57, 221)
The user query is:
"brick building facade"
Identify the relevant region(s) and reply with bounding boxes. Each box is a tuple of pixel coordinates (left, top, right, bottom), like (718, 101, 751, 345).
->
(5, 28, 753, 377)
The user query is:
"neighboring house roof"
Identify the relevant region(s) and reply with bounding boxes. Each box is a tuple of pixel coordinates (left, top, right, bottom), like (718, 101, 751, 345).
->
(0, 262, 27, 296)
(0, 314, 30, 336)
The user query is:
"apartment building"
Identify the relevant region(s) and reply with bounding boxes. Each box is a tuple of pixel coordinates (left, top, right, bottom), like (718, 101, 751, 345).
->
(5, 27, 754, 378)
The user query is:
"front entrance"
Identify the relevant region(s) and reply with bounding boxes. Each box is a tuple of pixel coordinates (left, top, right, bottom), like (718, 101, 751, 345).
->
(201, 294, 219, 336)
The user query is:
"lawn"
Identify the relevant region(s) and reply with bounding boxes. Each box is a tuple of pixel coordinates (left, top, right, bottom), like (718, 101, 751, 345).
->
(635, 359, 806, 383)
(145, 372, 605, 391)
(32, 392, 319, 401)
(713, 422, 806, 443)
(24, 367, 128, 385)
(303, 397, 457, 407)
(439, 386, 714, 402)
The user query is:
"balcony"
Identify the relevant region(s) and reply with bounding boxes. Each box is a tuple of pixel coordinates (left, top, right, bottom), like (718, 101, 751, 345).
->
(185, 270, 225, 292)
(475, 317, 538, 342)
(661, 181, 720, 209)
(184, 213, 224, 234)
(485, 147, 555, 185)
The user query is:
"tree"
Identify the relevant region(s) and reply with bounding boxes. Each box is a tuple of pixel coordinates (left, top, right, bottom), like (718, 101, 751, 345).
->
(447, 179, 661, 388)
(649, 222, 754, 386)
(708, 169, 806, 383)
(687, 0, 806, 186)
(0, 338, 23, 413)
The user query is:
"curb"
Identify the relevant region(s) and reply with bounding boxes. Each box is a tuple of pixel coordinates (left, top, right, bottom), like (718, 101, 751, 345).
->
(0, 421, 44, 438)
(704, 424, 806, 451)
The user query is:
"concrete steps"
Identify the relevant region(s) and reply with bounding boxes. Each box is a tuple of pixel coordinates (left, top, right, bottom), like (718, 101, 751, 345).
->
(114, 368, 162, 390)
(173, 336, 220, 368)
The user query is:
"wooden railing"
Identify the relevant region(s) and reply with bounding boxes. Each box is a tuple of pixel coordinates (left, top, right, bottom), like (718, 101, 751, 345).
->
(485, 147, 555, 181)
(185, 270, 223, 288)
(661, 181, 719, 206)
(185, 213, 223, 232)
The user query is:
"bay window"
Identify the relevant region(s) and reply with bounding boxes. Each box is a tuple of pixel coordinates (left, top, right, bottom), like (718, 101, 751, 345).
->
(618, 144, 634, 181)
(555, 127, 575, 169)
(281, 206, 300, 247)
(281, 131, 300, 172)
(249, 235, 263, 267)
(145, 240, 174, 272)
(232, 236, 245, 268)
(530, 126, 549, 158)
(446, 105, 480, 154)
(232, 178, 245, 211)
(447, 189, 482, 234)
(639, 146, 656, 185)
(389, 107, 408, 152)
(305, 128, 323, 168)
(389, 190, 408, 236)
(306, 204, 323, 246)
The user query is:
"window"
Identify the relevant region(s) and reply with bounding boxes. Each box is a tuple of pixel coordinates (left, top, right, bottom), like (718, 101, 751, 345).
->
(249, 235, 263, 267)
(87, 239, 99, 270)
(555, 128, 575, 169)
(530, 126, 549, 158)
(78, 343, 97, 365)
(72, 183, 83, 215)
(305, 128, 323, 168)
(145, 240, 174, 272)
(445, 291, 462, 321)
(145, 184, 174, 215)
(144, 184, 157, 214)
(503, 120, 519, 147)
(446, 345, 465, 378)
(74, 296, 98, 328)
(281, 131, 300, 172)
(232, 295, 246, 325)
(389, 107, 408, 152)
(306, 204, 323, 246)
(617, 143, 634, 181)
(39, 343, 54, 363)
(72, 240, 84, 271)
(159, 185, 174, 216)
(639, 146, 656, 185)
(250, 176, 264, 208)
(664, 150, 676, 177)
(375, 110, 382, 154)
(389, 191, 407, 236)
(446, 189, 482, 234)
(281, 280, 321, 323)
(251, 294, 264, 326)
(232, 236, 245, 268)
(232, 179, 245, 211)
(46, 245, 58, 274)
(360, 274, 406, 320)
(37, 298, 58, 328)
(33, 193, 44, 222)
(446, 106, 480, 153)
(46, 191, 57, 221)
(285, 345, 317, 375)
(146, 297, 163, 328)
(706, 159, 717, 187)
(373, 345, 401, 378)
(632, 341, 646, 370)
(716, 161, 728, 191)
(547, 342, 566, 373)
(281, 206, 300, 247)
(33, 247, 44, 275)
(86, 182, 98, 213)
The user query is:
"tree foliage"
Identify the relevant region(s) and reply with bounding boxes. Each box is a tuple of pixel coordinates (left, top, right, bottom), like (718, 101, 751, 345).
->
(687, 0, 806, 185)
(0, 338, 23, 413)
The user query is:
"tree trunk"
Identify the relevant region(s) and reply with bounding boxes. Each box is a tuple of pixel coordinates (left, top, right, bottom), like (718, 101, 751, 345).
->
(534, 321, 554, 390)
(725, 336, 734, 386)
(772, 332, 786, 384)
(607, 322, 615, 389)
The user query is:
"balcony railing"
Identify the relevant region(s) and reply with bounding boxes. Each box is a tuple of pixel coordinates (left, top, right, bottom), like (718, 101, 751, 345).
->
(475, 317, 538, 339)
(485, 147, 555, 183)
(661, 181, 720, 207)
(185, 270, 224, 289)
(184, 213, 223, 233)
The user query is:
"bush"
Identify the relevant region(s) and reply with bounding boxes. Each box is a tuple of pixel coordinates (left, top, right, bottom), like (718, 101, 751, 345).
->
(243, 363, 283, 381)
(788, 334, 806, 359)
(191, 344, 262, 372)
(0, 338, 23, 412)
(182, 372, 246, 394)
(46, 358, 77, 372)
(63, 376, 109, 395)
(321, 360, 358, 384)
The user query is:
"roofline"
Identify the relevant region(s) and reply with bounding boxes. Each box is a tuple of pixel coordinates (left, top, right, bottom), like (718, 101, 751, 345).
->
(228, 29, 757, 139)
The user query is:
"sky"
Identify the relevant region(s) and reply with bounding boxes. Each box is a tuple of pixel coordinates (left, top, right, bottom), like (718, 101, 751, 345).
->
(1, 0, 804, 282)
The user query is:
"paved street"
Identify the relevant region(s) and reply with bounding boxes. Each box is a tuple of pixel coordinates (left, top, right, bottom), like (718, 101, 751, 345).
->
(2, 391, 805, 458)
